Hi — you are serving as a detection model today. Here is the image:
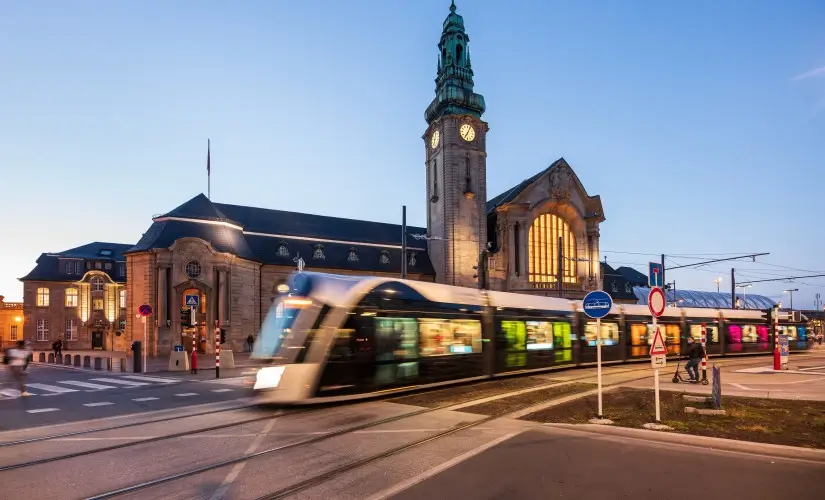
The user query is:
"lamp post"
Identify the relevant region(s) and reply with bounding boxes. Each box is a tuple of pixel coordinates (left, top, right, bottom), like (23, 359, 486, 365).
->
(736, 284, 752, 309)
(714, 277, 722, 293)
(783, 288, 798, 310)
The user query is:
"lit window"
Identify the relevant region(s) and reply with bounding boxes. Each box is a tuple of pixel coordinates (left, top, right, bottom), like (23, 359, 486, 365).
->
(91, 277, 104, 292)
(93, 298, 104, 311)
(10, 325, 18, 341)
(347, 248, 359, 263)
(36, 288, 50, 307)
(313, 245, 325, 260)
(65, 318, 78, 341)
(36, 318, 49, 341)
(65, 288, 78, 307)
(528, 214, 577, 286)
(379, 251, 390, 265)
(185, 260, 201, 279)
(119, 290, 126, 309)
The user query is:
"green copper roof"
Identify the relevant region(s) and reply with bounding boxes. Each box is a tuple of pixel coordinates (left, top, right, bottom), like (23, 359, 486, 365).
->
(425, 2, 486, 123)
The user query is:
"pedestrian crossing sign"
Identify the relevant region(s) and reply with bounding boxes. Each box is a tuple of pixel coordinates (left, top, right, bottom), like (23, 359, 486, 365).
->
(185, 295, 200, 307)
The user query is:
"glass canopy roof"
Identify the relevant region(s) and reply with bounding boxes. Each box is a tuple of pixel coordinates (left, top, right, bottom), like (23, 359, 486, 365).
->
(633, 287, 777, 310)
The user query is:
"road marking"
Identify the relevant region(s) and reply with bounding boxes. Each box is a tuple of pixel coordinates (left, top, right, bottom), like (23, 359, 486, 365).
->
(364, 431, 524, 500)
(175, 393, 198, 397)
(798, 366, 825, 371)
(202, 377, 250, 387)
(730, 383, 754, 391)
(209, 419, 278, 500)
(27, 383, 79, 394)
(59, 380, 118, 390)
(132, 397, 160, 402)
(83, 402, 114, 407)
(0, 389, 39, 398)
(26, 408, 59, 414)
(91, 378, 148, 387)
(120, 375, 180, 384)
(211, 389, 234, 393)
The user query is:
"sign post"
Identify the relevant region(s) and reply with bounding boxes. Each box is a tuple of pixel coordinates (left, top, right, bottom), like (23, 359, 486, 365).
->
(215, 320, 221, 379)
(700, 323, 708, 383)
(138, 304, 153, 374)
(648, 287, 667, 423)
(582, 290, 614, 421)
(185, 294, 200, 369)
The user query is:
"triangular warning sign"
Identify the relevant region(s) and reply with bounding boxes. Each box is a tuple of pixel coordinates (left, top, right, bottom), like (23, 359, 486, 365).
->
(649, 326, 668, 356)
(186, 296, 198, 306)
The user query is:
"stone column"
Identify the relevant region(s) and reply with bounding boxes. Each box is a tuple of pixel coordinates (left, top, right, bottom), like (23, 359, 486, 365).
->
(218, 268, 228, 326)
(157, 266, 167, 324)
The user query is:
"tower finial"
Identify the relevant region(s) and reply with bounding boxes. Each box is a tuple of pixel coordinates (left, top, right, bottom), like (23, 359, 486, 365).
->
(450, 1, 456, 13)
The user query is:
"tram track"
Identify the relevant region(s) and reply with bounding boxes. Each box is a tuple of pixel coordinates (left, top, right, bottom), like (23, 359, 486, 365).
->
(80, 368, 657, 500)
(78, 354, 783, 500)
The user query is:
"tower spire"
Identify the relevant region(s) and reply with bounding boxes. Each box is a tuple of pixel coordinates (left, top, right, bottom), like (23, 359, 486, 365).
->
(450, 0, 456, 13)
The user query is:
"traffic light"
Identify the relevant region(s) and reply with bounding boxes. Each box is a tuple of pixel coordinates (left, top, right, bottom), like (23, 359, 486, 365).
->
(220, 328, 227, 344)
(473, 250, 489, 290)
(180, 308, 191, 327)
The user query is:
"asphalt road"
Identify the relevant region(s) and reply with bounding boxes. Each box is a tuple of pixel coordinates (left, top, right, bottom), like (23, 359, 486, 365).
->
(389, 426, 825, 500)
(0, 364, 253, 429)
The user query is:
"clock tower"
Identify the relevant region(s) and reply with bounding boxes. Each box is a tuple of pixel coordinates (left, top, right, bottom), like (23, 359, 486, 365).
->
(423, 1, 488, 288)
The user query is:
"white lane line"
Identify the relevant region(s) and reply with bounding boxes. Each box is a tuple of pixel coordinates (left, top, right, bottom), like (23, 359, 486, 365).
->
(730, 383, 754, 391)
(175, 393, 198, 397)
(83, 402, 114, 407)
(120, 375, 181, 384)
(211, 389, 234, 393)
(132, 397, 159, 402)
(91, 378, 148, 387)
(0, 389, 37, 398)
(209, 419, 278, 500)
(59, 380, 118, 390)
(27, 383, 78, 394)
(364, 431, 524, 500)
(26, 408, 59, 414)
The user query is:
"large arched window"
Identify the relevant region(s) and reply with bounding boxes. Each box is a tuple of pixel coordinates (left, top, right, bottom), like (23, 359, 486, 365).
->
(528, 214, 577, 285)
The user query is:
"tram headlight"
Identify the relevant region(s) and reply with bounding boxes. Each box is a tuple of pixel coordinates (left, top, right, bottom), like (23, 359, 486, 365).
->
(254, 366, 286, 390)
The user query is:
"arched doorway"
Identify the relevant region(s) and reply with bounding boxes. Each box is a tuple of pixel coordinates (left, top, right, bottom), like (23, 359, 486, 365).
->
(181, 287, 208, 354)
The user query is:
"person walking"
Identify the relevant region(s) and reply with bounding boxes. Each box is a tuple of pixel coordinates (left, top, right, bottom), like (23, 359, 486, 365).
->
(5, 341, 33, 396)
(684, 337, 705, 383)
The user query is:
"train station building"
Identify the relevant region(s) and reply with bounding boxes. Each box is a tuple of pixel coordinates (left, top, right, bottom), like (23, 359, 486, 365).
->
(15, 3, 776, 355)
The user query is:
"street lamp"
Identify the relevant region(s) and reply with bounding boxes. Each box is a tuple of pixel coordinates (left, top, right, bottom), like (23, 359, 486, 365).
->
(736, 284, 752, 309)
(783, 288, 799, 310)
(714, 277, 722, 293)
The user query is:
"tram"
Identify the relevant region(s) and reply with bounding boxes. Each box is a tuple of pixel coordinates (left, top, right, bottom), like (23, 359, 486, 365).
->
(251, 272, 811, 405)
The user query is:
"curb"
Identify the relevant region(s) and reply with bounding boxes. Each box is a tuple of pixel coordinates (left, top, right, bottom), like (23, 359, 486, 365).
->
(541, 423, 825, 464)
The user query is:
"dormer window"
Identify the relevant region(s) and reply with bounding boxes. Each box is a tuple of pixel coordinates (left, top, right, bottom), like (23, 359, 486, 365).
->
(408, 252, 417, 267)
(313, 245, 325, 260)
(625, 283, 632, 293)
(347, 248, 359, 263)
(277, 243, 289, 257)
(611, 281, 618, 293)
(99, 249, 113, 257)
(379, 251, 390, 265)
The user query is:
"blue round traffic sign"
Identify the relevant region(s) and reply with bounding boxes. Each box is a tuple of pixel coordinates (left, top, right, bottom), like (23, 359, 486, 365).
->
(138, 304, 153, 317)
(582, 291, 613, 319)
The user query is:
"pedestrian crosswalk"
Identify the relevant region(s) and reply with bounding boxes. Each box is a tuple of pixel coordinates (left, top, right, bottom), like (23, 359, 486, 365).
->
(0, 375, 185, 399)
(0, 375, 250, 400)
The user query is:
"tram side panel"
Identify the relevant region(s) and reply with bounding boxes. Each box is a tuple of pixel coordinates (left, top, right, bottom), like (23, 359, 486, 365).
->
(493, 307, 576, 374)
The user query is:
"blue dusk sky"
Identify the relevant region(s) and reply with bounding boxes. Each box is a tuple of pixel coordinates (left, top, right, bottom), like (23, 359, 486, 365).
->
(1, 1, 823, 307)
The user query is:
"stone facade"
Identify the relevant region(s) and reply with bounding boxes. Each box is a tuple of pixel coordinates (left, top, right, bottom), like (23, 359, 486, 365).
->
(0, 295, 24, 349)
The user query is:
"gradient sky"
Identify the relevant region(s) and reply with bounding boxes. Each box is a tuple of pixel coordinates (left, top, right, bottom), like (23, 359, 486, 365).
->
(1, 1, 823, 307)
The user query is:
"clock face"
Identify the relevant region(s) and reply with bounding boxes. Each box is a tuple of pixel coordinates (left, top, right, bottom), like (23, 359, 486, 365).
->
(430, 130, 440, 149)
(460, 123, 476, 142)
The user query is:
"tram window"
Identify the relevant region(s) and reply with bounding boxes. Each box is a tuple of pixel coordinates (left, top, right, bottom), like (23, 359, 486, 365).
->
(294, 305, 331, 364)
(741, 325, 757, 343)
(779, 326, 798, 340)
(797, 327, 807, 341)
(525, 321, 554, 350)
(727, 325, 743, 343)
(756, 325, 769, 342)
(375, 318, 419, 360)
(585, 322, 618, 346)
(501, 321, 527, 368)
(419, 318, 481, 356)
(689, 325, 719, 344)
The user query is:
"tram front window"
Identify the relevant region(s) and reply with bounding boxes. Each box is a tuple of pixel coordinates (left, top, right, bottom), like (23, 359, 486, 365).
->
(253, 296, 307, 359)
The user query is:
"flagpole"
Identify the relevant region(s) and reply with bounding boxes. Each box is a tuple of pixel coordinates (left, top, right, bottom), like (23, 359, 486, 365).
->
(207, 139, 211, 200)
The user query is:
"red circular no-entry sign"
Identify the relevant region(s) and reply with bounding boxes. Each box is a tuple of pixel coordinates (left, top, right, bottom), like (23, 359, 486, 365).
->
(648, 287, 666, 317)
